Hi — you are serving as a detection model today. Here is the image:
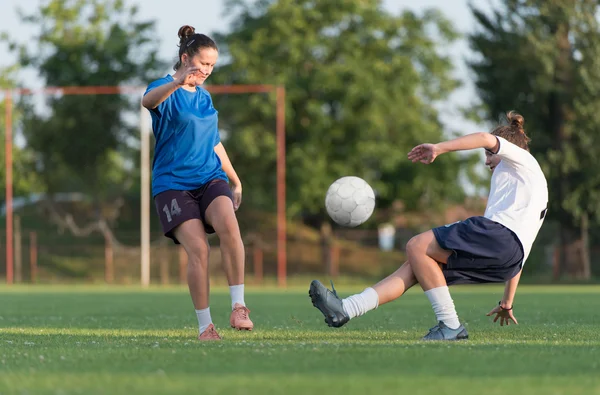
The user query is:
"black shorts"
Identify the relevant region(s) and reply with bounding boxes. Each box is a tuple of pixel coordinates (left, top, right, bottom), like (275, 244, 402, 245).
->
(154, 179, 233, 244)
(432, 216, 524, 285)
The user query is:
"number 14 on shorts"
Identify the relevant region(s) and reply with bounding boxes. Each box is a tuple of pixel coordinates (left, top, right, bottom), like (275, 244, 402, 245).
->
(163, 198, 182, 223)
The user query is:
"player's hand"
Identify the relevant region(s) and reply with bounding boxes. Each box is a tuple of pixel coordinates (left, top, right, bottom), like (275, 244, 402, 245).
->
(175, 65, 200, 86)
(486, 305, 518, 326)
(407, 143, 441, 164)
(231, 183, 242, 211)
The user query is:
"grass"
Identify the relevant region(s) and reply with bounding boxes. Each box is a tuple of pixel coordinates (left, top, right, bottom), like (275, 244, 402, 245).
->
(1, 284, 600, 395)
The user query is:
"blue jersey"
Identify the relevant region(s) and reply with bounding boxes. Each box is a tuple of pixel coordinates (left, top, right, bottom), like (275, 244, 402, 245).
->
(144, 75, 227, 196)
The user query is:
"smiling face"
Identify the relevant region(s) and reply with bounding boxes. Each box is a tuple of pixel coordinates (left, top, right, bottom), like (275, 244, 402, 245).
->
(183, 47, 218, 85)
(485, 150, 502, 173)
(174, 30, 219, 83)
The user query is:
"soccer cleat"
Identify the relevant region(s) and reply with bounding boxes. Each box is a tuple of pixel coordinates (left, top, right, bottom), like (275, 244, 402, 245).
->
(421, 321, 469, 341)
(230, 303, 254, 331)
(308, 280, 350, 328)
(198, 323, 222, 341)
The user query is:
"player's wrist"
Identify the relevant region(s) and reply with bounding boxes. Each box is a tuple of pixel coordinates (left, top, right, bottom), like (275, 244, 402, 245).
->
(499, 300, 513, 310)
(434, 142, 448, 155)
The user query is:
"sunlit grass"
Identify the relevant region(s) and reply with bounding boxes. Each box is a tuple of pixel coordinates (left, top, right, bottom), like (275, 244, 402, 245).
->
(1, 285, 600, 395)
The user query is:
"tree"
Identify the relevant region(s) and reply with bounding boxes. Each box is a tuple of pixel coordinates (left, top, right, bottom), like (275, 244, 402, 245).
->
(210, 0, 476, 225)
(468, 0, 600, 278)
(0, 65, 43, 205)
(3, 0, 165, 245)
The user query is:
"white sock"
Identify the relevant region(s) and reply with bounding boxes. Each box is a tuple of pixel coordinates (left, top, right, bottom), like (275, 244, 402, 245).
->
(229, 284, 245, 310)
(342, 287, 379, 319)
(196, 307, 213, 334)
(424, 286, 460, 329)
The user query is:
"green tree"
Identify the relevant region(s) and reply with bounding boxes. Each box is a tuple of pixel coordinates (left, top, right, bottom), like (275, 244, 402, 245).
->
(0, 65, 43, 204)
(469, 0, 600, 278)
(210, 0, 476, 225)
(3, 0, 165, 243)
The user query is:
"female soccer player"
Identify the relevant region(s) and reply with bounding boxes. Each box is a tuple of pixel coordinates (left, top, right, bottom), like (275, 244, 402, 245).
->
(309, 112, 548, 340)
(142, 25, 253, 341)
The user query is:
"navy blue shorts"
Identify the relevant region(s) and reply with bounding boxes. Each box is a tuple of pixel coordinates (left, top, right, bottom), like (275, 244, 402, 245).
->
(432, 216, 524, 285)
(154, 179, 233, 244)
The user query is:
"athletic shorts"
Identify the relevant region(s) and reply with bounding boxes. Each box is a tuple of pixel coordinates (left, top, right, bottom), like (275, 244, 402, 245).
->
(432, 216, 524, 285)
(154, 179, 233, 244)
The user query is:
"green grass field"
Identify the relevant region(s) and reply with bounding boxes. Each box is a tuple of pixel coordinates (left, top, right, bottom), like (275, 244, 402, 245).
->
(1, 284, 599, 395)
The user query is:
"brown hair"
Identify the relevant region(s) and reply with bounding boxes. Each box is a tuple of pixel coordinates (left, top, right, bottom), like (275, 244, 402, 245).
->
(491, 111, 531, 151)
(173, 25, 218, 71)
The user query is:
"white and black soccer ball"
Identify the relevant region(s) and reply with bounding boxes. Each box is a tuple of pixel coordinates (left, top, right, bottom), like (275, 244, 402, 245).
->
(325, 176, 376, 227)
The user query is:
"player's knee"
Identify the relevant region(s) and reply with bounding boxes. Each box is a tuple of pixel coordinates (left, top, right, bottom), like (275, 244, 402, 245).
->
(406, 234, 427, 259)
(188, 255, 209, 271)
(215, 216, 241, 241)
(187, 244, 210, 266)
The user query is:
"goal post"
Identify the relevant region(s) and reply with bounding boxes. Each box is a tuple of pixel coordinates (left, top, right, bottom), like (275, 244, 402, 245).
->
(2, 85, 287, 287)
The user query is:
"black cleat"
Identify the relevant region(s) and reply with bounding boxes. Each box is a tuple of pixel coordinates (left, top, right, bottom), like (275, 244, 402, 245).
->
(308, 280, 350, 328)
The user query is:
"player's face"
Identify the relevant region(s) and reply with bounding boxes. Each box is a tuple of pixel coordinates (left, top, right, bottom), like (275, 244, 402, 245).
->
(485, 151, 501, 173)
(189, 48, 218, 85)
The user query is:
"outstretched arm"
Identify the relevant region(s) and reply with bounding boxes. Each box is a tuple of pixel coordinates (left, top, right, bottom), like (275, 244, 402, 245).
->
(142, 80, 180, 110)
(408, 132, 499, 164)
(142, 66, 200, 110)
(437, 132, 499, 155)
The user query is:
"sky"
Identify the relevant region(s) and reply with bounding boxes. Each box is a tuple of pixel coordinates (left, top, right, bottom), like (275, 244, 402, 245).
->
(0, 0, 495, 133)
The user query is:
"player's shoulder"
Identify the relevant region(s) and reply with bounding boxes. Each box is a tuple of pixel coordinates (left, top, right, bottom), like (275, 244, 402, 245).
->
(146, 75, 174, 90)
(497, 137, 542, 167)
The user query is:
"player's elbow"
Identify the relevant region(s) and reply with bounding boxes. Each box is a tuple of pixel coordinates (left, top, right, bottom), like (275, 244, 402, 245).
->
(478, 132, 498, 151)
(141, 96, 156, 110)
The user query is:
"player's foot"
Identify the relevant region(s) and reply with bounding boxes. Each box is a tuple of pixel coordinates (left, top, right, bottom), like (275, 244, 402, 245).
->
(198, 323, 222, 341)
(421, 321, 468, 341)
(308, 280, 350, 328)
(230, 303, 254, 331)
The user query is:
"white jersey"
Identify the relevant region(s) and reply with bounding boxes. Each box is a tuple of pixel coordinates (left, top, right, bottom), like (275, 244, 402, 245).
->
(483, 136, 548, 264)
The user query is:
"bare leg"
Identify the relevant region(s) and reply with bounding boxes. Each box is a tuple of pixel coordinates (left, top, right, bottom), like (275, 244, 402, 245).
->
(341, 231, 451, 320)
(205, 196, 245, 286)
(405, 230, 451, 291)
(172, 219, 221, 339)
(406, 230, 464, 332)
(205, 196, 253, 330)
(174, 219, 210, 309)
(339, 261, 417, 320)
(310, 229, 463, 338)
(372, 261, 418, 305)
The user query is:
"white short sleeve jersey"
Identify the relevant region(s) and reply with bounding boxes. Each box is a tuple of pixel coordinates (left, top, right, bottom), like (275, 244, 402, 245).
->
(483, 136, 548, 264)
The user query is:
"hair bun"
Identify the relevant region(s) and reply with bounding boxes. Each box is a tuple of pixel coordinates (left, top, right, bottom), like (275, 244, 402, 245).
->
(507, 111, 524, 129)
(178, 25, 196, 44)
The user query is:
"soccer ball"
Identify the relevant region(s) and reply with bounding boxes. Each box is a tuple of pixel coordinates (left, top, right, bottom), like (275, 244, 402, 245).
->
(325, 176, 376, 227)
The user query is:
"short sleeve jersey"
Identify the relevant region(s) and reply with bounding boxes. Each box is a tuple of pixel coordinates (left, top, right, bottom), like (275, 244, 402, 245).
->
(484, 136, 548, 264)
(144, 75, 227, 196)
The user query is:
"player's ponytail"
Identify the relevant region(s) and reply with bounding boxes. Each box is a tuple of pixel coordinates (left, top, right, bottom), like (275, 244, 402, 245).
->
(178, 25, 196, 47)
(508, 111, 524, 131)
(491, 111, 531, 151)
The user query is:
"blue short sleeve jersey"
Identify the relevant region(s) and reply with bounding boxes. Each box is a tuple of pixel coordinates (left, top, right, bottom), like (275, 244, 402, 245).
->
(144, 75, 227, 197)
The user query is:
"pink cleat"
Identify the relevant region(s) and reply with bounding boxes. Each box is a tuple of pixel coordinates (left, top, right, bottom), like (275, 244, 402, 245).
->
(230, 303, 254, 331)
(198, 323, 222, 341)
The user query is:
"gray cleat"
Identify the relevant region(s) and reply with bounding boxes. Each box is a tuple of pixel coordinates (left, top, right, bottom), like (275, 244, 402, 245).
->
(308, 280, 350, 328)
(421, 321, 469, 341)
